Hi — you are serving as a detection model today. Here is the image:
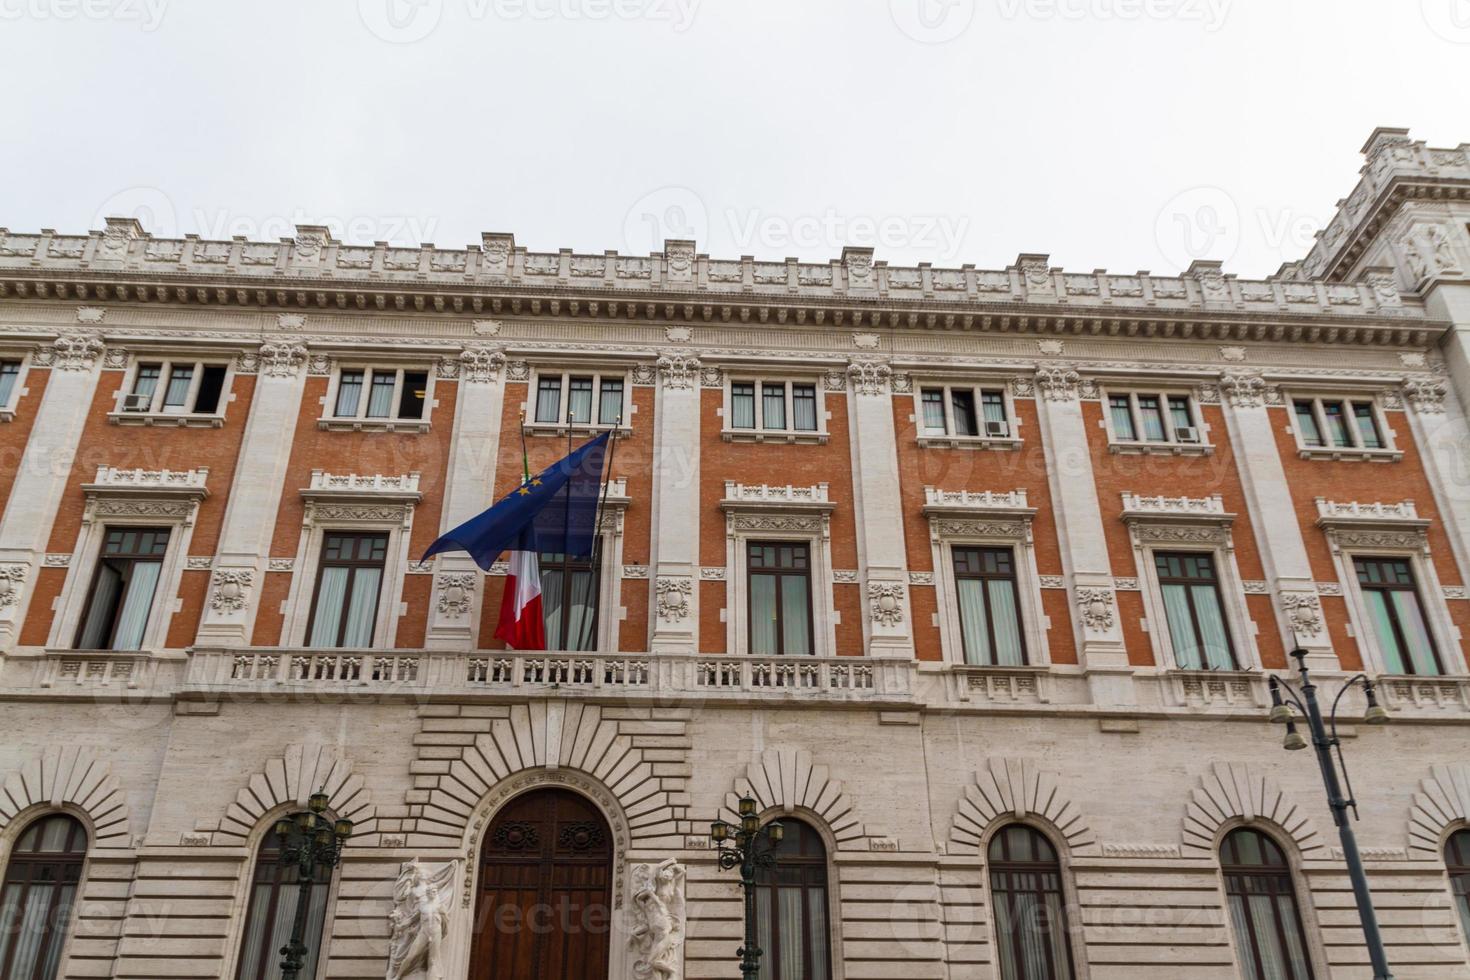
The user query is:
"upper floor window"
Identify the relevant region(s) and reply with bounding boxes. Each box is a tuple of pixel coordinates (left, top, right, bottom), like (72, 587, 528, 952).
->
(988, 825, 1076, 980)
(754, 819, 831, 980)
(917, 383, 1016, 446)
(0, 359, 21, 409)
(748, 541, 813, 656)
(1106, 390, 1203, 448)
(234, 817, 332, 980)
(120, 360, 228, 419)
(953, 547, 1026, 666)
(724, 379, 826, 444)
(1221, 828, 1315, 980)
(1289, 396, 1398, 460)
(307, 532, 387, 648)
(1353, 557, 1441, 675)
(332, 368, 427, 422)
(533, 371, 625, 428)
(540, 545, 603, 652)
(0, 814, 87, 980)
(1447, 829, 1470, 951)
(75, 526, 170, 651)
(1155, 552, 1236, 670)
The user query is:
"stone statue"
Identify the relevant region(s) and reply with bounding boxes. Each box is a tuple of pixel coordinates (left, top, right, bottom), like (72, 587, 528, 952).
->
(386, 859, 457, 980)
(630, 858, 686, 980)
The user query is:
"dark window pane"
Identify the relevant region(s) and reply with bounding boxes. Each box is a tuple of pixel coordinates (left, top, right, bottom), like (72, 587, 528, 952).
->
(1352, 402, 1382, 449)
(398, 371, 428, 420)
(1293, 400, 1323, 446)
(194, 365, 227, 414)
(951, 390, 978, 437)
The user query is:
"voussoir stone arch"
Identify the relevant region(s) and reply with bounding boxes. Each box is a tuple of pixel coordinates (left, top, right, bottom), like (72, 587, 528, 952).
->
(1408, 763, 1470, 856)
(950, 757, 1095, 856)
(0, 746, 131, 849)
(212, 742, 378, 846)
(721, 748, 865, 850)
(1181, 762, 1324, 858)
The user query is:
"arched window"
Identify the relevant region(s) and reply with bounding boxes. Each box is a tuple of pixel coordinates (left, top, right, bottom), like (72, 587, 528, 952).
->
(234, 819, 333, 980)
(1446, 829, 1470, 947)
(1221, 828, 1315, 980)
(754, 819, 831, 980)
(0, 813, 87, 980)
(987, 824, 1076, 980)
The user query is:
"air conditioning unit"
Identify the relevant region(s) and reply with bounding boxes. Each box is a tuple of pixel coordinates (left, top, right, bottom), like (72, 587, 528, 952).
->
(122, 393, 152, 412)
(984, 420, 1010, 438)
(1175, 426, 1201, 443)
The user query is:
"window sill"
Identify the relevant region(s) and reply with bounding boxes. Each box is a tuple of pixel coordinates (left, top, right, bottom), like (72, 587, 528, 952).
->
(525, 423, 632, 439)
(109, 411, 224, 428)
(0, 408, 13, 423)
(916, 435, 1022, 451)
(1297, 447, 1402, 463)
(1109, 440, 1213, 457)
(317, 417, 431, 434)
(722, 428, 828, 445)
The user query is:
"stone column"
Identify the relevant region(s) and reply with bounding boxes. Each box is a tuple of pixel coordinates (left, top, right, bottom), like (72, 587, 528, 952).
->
(1030, 367, 1132, 703)
(194, 343, 309, 645)
(425, 347, 506, 650)
(1217, 372, 1336, 669)
(0, 333, 107, 650)
(846, 359, 913, 659)
(649, 352, 700, 653)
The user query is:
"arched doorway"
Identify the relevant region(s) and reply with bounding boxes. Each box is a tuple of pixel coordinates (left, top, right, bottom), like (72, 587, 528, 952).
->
(468, 788, 614, 979)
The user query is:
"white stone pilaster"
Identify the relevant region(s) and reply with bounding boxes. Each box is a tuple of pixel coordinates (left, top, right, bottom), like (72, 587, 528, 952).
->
(1030, 368, 1131, 702)
(0, 334, 106, 650)
(425, 348, 506, 650)
(846, 359, 913, 658)
(1217, 373, 1336, 670)
(195, 343, 309, 645)
(649, 353, 700, 653)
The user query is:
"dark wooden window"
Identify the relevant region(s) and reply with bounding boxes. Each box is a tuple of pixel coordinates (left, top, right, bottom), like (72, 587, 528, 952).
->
(333, 368, 425, 420)
(747, 542, 813, 656)
(1353, 557, 1442, 675)
(988, 825, 1076, 980)
(754, 819, 830, 980)
(1447, 830, 1470, 951)
(539, 541, 603, 651)
(306, 532, 388, 648)
(0, 814, 87, 980)
(952, 547, 1026, 666)
(1221, 828, 1315, 980)
(1154, 551, 1236, 670)
(233, 818, 332, 980)
(75, 527, 170, 651)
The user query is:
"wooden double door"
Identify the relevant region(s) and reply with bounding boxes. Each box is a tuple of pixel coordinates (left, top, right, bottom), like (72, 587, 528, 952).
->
(468, 788, 614, 979)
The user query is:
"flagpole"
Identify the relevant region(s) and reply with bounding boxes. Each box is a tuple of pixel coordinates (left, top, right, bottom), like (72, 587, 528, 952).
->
(559, 402, 575, 651)
(580, 417, 620, 652)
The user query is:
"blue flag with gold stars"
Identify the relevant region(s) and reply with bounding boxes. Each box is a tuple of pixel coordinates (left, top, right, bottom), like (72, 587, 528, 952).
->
(421, 431, 611, 571)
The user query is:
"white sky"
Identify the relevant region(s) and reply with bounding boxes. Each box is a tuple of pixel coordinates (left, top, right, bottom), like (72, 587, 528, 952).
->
(1, 0, 1465, 278)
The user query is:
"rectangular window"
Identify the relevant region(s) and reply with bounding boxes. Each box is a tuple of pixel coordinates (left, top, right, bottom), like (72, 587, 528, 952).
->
(1354, 557, 1441, 675)
(125, 361, 227, 415)
(1137, 395, 1167, 441)
(748, 542, 813, 656)
(75, 527, 170, 651)
(568, 376, 594, 424)
(598, 379, 624, 425)
(335, 369, 364, 417)
(1155, 552, 1235, 670)
(981, 391, 1007, 431)
(729, 380, 824, 435)
(731, 382, 756, 429)
(307, 532, 388, 648)
(539, 543, 603, 652)
(951, 390, 978, 437)
(1109, 395, 1136, 441)
(952, 547, 1026, 666)
(332, 368, 429, 422)
(532, 371, 624, 428)
(918, 384, 1010, 441)
(365, 370, 396, 418)
(535, 377, 562, 423)
(761, 383, 787, 430)
(1322, 401, 1351, 447)
(1293, 400, 1323, 447)
(162, 364, 193, 409)
(0, 360, 18, 406)
(1293, 396, 1391, 454)
(1352, 402, 1383, 449)
(1108, 391, 1201, 446)
(792, 384, 818, 431)
(921, 389, 947, 433)
(194, 365, 227, 414)
(396, 371, 427, 420)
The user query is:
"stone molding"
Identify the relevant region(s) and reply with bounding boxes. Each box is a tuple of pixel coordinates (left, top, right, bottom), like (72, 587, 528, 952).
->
(723, 748, 865, 850)
(1180, 762, 1325, 857)
(0, 746, 132, 849)
(210, 742, 377, 847)
(1408, 764, 1470, 856)
(950, 757, 1096, 855)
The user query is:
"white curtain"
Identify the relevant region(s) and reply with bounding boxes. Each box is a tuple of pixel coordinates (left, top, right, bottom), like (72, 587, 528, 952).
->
(762, 384, 786, 429)
(541, 566, 566, 650)
(162, 365, 193, 407)
(568, 381, 594, 423)
(1363, 592, 1405, 673)
(535, 379, 561, 422)
(778, 887, 804, 978)
(750, 575, 778, 655)
(334, 371, 363, 416)
(567, 567, 597, 651)
(957, 579, 990, 664)
(755, 887, 773, 980)
(366, 373, 395, 417)
(781, 576, 810, 655)
(342, 568, 381, 646)
(77, 562, 123, 648)
(309, 567, 349, 647)
(1392, 591, 1441, 675)
(792, 388, 818, 431)
(807, 888, 830, 979)
(599, 382, 624, 425)
(1161, 584, 1201, 669)
(988, 582, 1025, 666)
(732, 386, 756, 428)
(112, 560, 162, 651)
(1191, 584, 1234, 669)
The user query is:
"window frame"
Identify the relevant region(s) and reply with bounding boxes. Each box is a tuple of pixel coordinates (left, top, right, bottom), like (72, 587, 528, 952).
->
(0, 353, 31, 422)
(745, 540, 817, 657)
(1100, 387, 1212, 455)
(1151, 550, 1239, 671)
(724, 493, 837, 659)
(319, 363, 434, 432)
(752, 817, 835, 980)
(1286, 392, 1401, 461)
(950, 545, 1029, 666)
(1445, 828, 1470, 953)
(0, 812, 89, 980)
(72, 526, 173, 652)
(721, 375, 828, 444)
(1349, 556, 1444, 676)
(225, 810, 341, 980)
(524, 367, 633, 437)
(110, 356, 234, 427)
(982, 822, 1085, 980)
(911, 381, 1022, 449)
(1218, 827, 1319, 980)
(304, 531, 390, 649)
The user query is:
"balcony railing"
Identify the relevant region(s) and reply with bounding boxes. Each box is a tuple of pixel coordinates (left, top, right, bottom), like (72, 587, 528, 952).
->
(184, 648, 915, 703)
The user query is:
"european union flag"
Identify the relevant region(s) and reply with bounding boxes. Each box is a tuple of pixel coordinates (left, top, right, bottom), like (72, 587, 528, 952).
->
(421, 430, 611, 571)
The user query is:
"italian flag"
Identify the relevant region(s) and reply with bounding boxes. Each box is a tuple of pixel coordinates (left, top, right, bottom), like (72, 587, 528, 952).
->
(494, 540, 545, 650)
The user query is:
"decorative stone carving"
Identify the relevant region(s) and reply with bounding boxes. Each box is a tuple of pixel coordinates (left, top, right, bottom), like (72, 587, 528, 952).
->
(35, 333, 104, 371)
(655, 577, 692, 622)
(1220, 372, 1269, 408)
(268, 558, 295, 572)
(846, 359, 891, 396)
(656, 353, 701, 391)
(505, 360, 531, 382)
(386, 859, 457, 980)
(1403, 377, 1447, 414)
(1035, 366, 1082, 401)
(665, 325, 692, 343)
(76, 306, 106, 324)
(832, 569, 858, 584)
(257, 342, 308, 379)
(209, 569, 253, 612)
(1280, 592, 1323, 637)
(629, 858, 686, 980)
(622, 564, 650, 579)
(852, 332, 880, 350)
(1076, 587, 1115, 632)
(435, 574, 476, 618)
(457, 347, 505, 384)
(0, 564, 27, 607)
(1408, 764, 1470, 855)
(1037, 339, 1065, 356)
(868, 582, 905, 626)
(1219, 346, 1247, 362)
(276, 313, 306, 331)
(1038, 575, 1065, 590)
(951, 758, 1095, 854)
(1181, 762, 1324, 857)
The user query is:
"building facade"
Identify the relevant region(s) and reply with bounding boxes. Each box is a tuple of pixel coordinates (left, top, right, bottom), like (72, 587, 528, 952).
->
(1, 127, 1470, 979)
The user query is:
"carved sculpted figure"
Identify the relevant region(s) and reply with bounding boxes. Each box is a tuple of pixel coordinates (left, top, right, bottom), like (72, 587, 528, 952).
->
(386, 859, 456, 980)
(630, 857, 687, 980)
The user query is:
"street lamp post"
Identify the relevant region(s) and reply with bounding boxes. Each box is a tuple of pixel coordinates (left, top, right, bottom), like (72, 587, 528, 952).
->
(709, 795, 785, 980)
(1267, 648, 1393, 980)
(272, 790, 354, 980)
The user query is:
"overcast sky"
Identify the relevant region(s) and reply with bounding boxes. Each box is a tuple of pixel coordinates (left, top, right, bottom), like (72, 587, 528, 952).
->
(1, 0, 1464, 278)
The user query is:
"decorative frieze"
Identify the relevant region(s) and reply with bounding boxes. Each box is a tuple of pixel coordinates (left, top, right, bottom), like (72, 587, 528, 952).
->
(846, 358, 892, 396)
(868, 582, 906, 626)
(656, 353, 700, 390)
(34, 333, 104, 372)
(1403, 377, 1448, 413)
(435, 574, 476, 618)
(209, 570, 253, 612)
(655, 577, 692, 622)
(1076, 588, 1116, 633)
(255, 342, 308, 379)
(1280, 592, 1324, 637)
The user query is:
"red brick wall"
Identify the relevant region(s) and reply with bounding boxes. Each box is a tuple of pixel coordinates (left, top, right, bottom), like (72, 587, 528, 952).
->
(0, 366, 49, 517)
